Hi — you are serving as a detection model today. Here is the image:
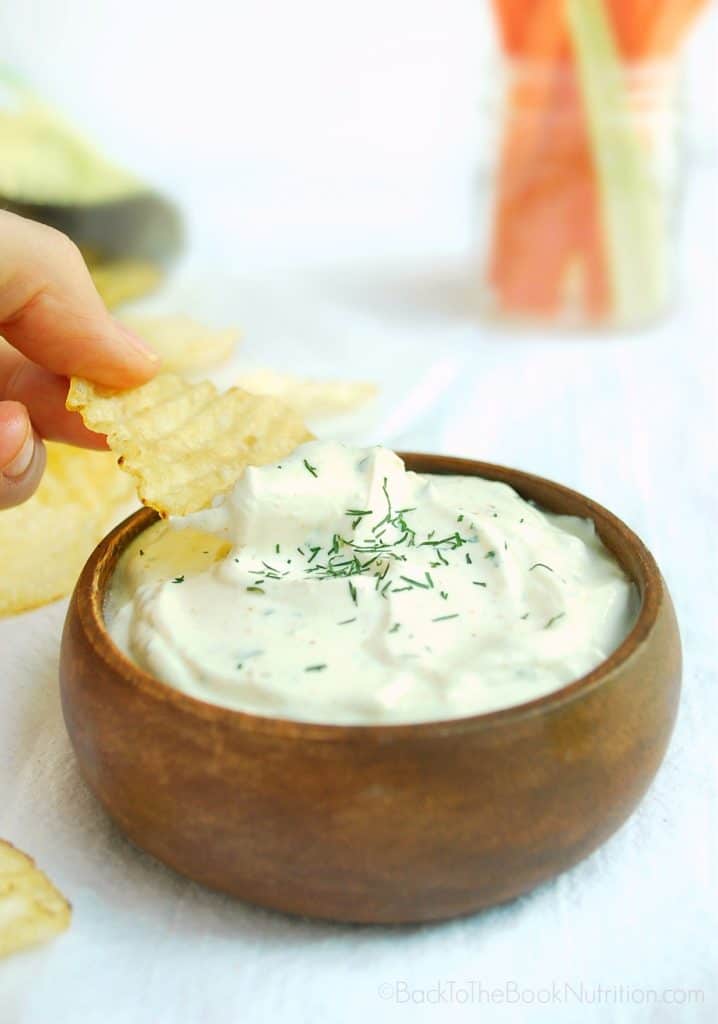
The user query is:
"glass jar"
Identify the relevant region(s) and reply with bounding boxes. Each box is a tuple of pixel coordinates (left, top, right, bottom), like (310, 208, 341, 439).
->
(478, 56, 681, 330)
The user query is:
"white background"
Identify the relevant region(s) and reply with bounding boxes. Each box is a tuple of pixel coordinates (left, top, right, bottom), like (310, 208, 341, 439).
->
(1, 2, 717, 1022)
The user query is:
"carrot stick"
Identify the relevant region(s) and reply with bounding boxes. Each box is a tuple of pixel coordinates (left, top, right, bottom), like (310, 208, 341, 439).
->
(603, 0, 657, 57)
(488, 0, 604, 320)
(604, 0, 708, 58)
(490, 0, 534, 56)
(498, 70, 609, 321)
(642, 0, 710, 54)
(488, 0, 569, 304)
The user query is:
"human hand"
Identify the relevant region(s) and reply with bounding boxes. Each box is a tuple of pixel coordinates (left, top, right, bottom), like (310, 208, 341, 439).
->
(0, 211, 159, 509)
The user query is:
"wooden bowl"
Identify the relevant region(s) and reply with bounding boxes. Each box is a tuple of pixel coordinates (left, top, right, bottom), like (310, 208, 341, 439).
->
(60, 454, 681, 924)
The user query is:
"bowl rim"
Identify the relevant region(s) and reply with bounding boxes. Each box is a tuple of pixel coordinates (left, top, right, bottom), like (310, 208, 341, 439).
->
(75, 451, 664, 742)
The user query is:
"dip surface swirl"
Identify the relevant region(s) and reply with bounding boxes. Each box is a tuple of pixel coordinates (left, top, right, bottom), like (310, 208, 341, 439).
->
(107, 443, 638, 724)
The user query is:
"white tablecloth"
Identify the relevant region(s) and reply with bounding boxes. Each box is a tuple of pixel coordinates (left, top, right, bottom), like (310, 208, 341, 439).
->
(2, 167, 716, 1022)
(1, 1, 717, 1019)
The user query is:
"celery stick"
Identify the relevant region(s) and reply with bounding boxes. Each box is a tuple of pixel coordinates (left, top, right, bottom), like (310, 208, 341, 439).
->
(566, 0, 669, 323)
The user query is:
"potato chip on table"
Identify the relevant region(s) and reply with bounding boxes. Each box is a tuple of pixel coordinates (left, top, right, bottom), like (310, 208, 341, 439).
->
(0, 443, 135, 617)
(234, 368, 377, 419)
(0, 840, 71, 958)
(121, 315, 239, 373)
(67, 374, 313, 516)
(88, 260, 162, 310)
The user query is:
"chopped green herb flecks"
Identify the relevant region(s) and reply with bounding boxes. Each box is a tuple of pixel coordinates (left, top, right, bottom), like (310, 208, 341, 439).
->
(262, 561, 284, 575)
(545, 613, 565, 629)
(305, 664, 327, 672)
(172, 576, 185, 584)
(230, 475, 557, 648)
(399, 574, 430, 590)
(373, 476, 393, 530)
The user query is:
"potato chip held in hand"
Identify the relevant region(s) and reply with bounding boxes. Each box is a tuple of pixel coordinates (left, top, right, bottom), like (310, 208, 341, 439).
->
(0, 840, 71, 958)
(67, 374, 314, 516)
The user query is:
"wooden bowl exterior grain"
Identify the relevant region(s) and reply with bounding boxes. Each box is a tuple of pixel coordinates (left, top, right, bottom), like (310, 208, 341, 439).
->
(60, 454, 681, 923)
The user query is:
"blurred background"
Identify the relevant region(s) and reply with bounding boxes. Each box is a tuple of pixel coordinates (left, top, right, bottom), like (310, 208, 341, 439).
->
(1, 2, 714, 266)
(0, 0, 716, 474)
(3, 1, 506, 270)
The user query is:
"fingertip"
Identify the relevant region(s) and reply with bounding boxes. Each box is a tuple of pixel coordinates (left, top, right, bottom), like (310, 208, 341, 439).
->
(73, 320, 160, 390)
(109, 320, 162, 385)
(112, 320, 160, 361)
(0, 424, 46, 509)
(0, 400, 32, 469)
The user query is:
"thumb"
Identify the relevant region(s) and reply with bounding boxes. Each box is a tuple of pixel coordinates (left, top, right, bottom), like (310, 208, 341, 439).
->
(0, 400, 46, 509)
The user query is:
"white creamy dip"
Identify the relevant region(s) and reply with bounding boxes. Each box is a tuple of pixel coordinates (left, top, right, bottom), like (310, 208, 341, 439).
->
(106, 442, 638, 724)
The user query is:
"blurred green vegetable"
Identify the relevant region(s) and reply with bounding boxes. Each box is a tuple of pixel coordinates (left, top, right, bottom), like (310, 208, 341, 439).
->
(0, 68, 182, 269)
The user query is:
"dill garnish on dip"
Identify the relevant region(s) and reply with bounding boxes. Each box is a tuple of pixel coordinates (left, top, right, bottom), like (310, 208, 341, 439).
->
(106, 443, 638, 724)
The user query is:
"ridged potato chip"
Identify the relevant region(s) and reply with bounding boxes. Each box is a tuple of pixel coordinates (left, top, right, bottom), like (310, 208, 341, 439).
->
(0, 443, 135, 617)
(0, 840, 71, 958)
(67, 374, 313, 516)
(234, 368, 377, 419)
(121, 315, 239, 373)
(89, 259, 162, 309)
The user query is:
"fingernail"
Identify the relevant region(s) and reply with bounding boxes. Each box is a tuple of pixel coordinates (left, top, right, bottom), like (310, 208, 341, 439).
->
(114, 321, 161, 363)
(3, 427, 34, 479)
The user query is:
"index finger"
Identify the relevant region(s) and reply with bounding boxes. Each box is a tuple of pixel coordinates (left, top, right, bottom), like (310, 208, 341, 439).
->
(0, 211, 159, 388)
